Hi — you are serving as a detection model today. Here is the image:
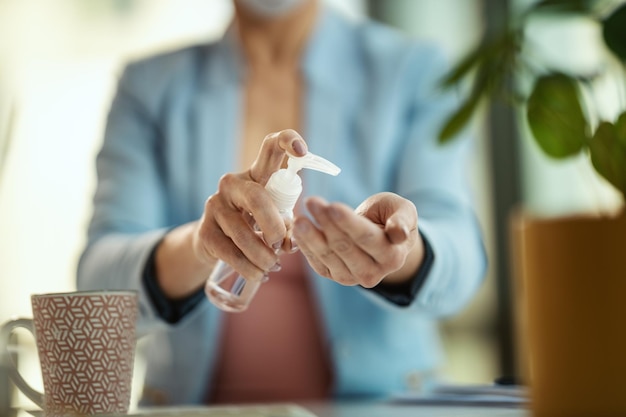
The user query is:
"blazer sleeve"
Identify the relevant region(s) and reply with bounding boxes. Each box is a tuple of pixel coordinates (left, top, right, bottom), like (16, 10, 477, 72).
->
(363, 44, 487, 317)
(407, 45, 487, 317)
(76, 63, 174, 334)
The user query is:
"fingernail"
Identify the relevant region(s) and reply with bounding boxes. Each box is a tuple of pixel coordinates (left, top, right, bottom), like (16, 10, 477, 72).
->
(289, 237, 299, 253)
(272, 241, 282, 251)
(261, 274, 270, 283)
(269, 262, 282, 272)
(292, 140, 306, 155)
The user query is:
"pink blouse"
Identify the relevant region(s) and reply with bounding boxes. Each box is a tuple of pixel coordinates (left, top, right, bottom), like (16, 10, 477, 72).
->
(210, 250, 333, 403)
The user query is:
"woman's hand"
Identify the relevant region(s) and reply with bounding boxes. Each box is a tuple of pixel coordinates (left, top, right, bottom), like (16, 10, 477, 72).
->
(293, 192, 424, 288)
(155, 130, 307, 299)
(193, 129, 308, 282)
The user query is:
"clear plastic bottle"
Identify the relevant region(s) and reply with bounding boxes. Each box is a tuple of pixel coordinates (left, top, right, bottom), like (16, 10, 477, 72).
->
(205, 151, 341, 313)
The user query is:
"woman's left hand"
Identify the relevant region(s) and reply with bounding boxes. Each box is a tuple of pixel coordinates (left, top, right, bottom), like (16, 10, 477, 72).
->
(293, 192, 424, 288)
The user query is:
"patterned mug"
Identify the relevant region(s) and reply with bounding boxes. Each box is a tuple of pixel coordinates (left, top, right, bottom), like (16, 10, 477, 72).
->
(0, 290, 138, 417)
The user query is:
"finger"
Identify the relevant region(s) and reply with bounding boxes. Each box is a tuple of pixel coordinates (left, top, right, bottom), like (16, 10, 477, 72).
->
(281, 219, 298, 253)
(216, 210, 278, 267)
(325, 200, 408, 278)
(305, 197, 381, 281)
(205, 193, 279, 279)
(383, 201, 418, 245)
(249, 129, 308, 185)
(322, 200, 390, 256)
(355, 193, 417, 244)
(197, 214, 273, 282)
(287, 236, 299, 253)
(218, 173, 286, 248)
(385, 220, 410, 244)
(293, 216, 357, 286)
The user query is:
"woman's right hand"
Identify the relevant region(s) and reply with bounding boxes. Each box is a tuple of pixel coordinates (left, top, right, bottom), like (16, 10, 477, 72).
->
(155, 130, 308, 299)
(192, 130, 308, 282)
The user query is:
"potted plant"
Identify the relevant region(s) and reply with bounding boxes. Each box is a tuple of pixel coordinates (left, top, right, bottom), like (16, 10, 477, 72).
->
(440, 0, 626, 199)
(439, 1, 626, 415)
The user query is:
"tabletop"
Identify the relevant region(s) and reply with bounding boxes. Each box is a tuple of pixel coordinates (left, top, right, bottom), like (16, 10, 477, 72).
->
(16, 401, 525, 417)
(305, 401, 527, 417)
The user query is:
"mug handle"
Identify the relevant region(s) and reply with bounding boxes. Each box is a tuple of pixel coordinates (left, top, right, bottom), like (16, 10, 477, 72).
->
(0, 318, 45, 409)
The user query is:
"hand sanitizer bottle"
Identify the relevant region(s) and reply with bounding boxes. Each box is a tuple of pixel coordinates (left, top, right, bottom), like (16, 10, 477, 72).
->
(205, 151, 341, 313)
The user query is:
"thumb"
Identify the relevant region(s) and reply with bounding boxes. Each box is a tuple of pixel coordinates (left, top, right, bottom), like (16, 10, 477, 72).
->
(383, 198, 417, 244)
(249, 129, 308, 185)
(384, 215, 411, 244)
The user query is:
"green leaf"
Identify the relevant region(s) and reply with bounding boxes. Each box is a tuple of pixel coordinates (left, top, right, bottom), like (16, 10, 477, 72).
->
(589, 121, 626, 197)
(526, 73, 590, 158)
(438, 31, 520, 143)
(603, 3, 626, 61)
(440, 31, 520, 88)
(440, 44, 488, 88)
(530, 0, 596, 14)
(438, 94, 481, 144)
(615, 111, 626, 148)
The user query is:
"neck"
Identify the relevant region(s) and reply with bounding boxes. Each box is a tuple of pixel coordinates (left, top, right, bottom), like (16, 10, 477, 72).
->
(234, 0, 318, 68)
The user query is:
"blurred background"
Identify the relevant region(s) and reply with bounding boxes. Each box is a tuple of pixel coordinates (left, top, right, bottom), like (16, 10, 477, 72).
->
(0, 0, 618, 412)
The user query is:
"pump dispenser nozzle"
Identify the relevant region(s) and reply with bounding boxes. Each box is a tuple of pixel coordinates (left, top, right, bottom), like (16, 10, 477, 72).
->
(287, 152, 342, 176)
(265, 152, 341, 214)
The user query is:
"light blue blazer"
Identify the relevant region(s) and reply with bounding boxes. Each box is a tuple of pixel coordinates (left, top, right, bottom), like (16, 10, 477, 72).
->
(77, 6, 486, 405)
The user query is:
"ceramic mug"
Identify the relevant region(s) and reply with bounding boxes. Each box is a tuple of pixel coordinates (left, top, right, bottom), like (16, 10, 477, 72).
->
(0, 290, 138, 417)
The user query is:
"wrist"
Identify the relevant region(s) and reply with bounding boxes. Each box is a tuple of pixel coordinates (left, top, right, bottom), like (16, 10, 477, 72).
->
(370, 230, 434, 307)
(156, 222, 215, 299)
(382, 234, 425, 285)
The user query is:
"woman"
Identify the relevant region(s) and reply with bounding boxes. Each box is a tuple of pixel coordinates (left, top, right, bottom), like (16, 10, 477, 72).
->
(78, 0, 486, 406)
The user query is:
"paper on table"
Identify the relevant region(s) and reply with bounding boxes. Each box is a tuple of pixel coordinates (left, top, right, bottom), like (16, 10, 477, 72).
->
(391, 383, 528, 408)
(433, 383, 528, 398)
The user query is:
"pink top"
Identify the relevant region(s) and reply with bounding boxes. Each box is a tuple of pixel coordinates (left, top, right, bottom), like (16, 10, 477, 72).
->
(210, 250, 333, 403)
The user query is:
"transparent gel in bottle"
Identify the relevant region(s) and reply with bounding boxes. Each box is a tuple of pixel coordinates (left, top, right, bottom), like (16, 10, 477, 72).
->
(205, 151, 341, 313)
